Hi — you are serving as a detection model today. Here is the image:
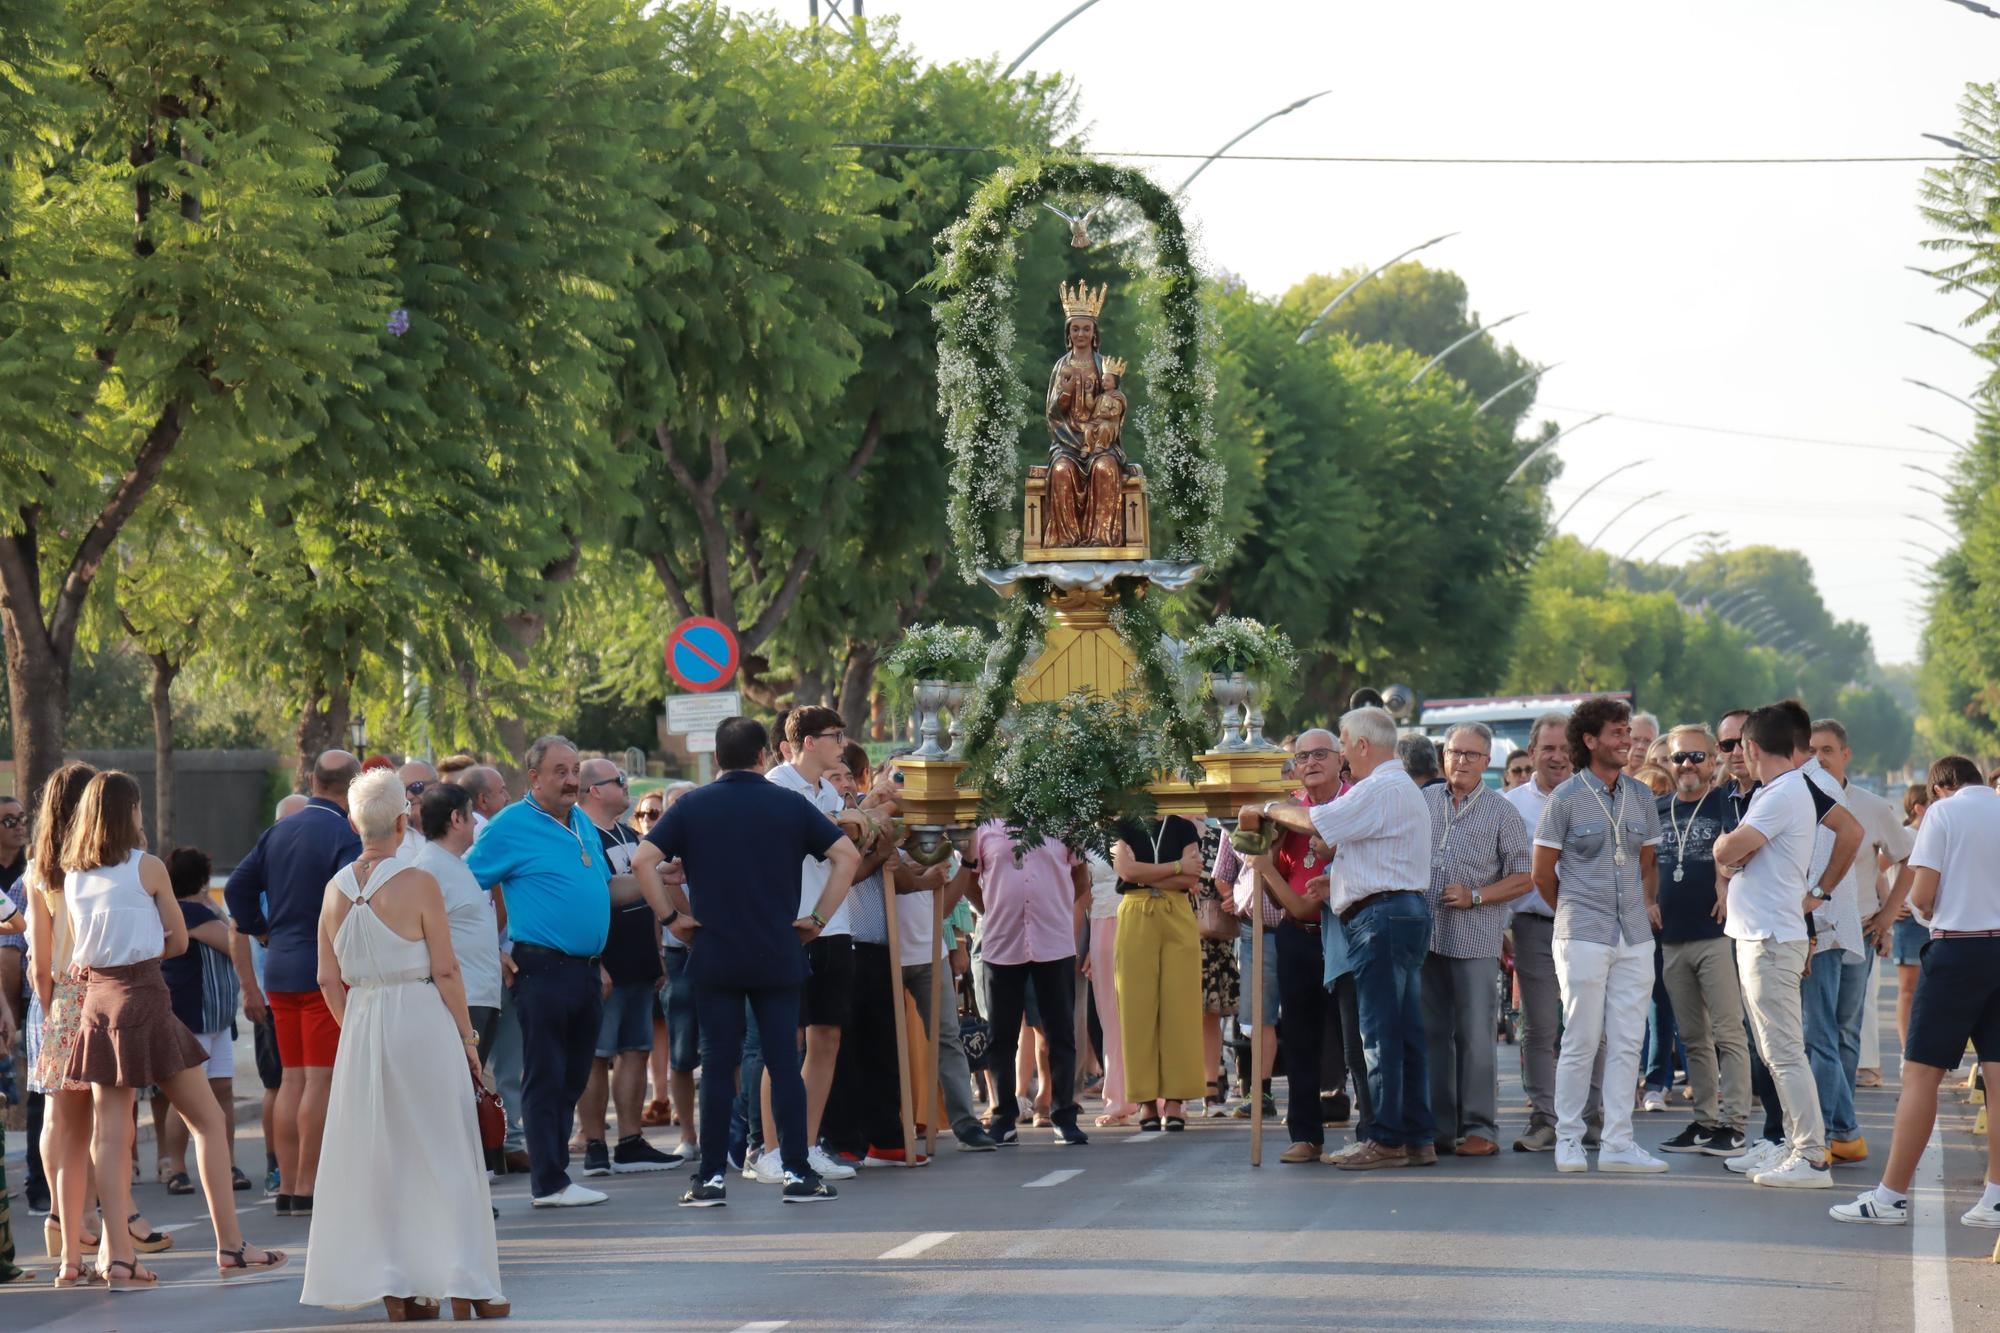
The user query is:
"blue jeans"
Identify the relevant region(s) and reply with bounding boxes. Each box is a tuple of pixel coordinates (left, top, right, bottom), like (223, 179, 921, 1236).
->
(1800, 948, 1856, 1141)
(511, 947, 605, 1198)
(728, 1003, 766, 1161)
(1836, 956, 1870, 1099)
(1642, 939, 1686, 1091)
(1340, 893, 1436, 1148)
(661, 946, 700, 1072)
(698, 985, 807, 1182)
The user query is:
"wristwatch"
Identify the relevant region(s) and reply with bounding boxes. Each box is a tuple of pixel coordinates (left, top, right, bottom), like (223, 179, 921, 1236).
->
(1808, 885, 1829, 901)
(1470, 889, 1484, 908)
(664, 909, 681, 928)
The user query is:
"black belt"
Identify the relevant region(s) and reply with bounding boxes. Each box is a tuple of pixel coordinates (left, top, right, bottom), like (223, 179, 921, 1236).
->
(512, 942, 601, 967)
(1337, 890, 1421, 925)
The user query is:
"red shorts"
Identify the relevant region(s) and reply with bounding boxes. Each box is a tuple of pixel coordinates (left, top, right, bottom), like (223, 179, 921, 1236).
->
(267, 989, 340, 1068)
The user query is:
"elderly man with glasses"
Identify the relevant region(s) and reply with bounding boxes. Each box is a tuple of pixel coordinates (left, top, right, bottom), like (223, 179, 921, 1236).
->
(1420, 724, 1535, 1157)
(1651, 726, 1751, 1157)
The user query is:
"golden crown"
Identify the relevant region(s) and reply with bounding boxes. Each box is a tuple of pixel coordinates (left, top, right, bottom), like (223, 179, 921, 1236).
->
(1059, 280, 1108, 321)
(1102, 356, 1127, 377)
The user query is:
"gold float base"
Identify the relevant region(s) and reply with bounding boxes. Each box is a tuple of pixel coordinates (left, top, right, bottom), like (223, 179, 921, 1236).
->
(895, 749, 1292, 836)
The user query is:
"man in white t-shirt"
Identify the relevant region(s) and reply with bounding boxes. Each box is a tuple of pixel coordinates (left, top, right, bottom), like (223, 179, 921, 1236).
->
(766, 706, 864, 1179)
(1502, 711, 1600, 1153)
(1832, 755, 2000, 1229)
(1712, 705, 1835, 1189)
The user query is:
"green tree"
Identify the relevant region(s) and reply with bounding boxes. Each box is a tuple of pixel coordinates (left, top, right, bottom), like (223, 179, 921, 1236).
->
(0, 0, 389, 801)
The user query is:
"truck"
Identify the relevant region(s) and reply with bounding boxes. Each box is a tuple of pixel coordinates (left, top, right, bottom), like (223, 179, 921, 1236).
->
(1418, 691, 1635, 788)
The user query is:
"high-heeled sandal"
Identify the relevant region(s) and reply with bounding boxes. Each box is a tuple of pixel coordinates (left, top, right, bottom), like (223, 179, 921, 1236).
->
(451, 1296, 513, 1319)
(127, 1213, 173, 1254)
(216, 1241, 290, 1279)
(43, 1216, 102, 1258)
(383, 1295, 442, 1321)
(51, 1262, 98, 1288)
(98, 1258, 158, 1290)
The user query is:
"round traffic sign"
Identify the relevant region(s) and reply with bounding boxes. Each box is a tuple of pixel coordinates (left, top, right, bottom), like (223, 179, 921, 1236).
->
(665, 617, 740, 693)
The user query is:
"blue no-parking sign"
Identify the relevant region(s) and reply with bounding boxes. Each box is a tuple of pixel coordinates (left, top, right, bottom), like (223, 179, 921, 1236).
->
(664, 617, 739, 693)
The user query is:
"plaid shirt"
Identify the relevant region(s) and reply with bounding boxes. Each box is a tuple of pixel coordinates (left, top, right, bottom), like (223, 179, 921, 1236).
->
(1423, 783, 1531, 959)
(1534, 769, 1663, 947)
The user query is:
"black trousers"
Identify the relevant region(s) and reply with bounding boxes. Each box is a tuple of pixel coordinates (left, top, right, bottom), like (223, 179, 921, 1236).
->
(695, 984, 806, 1181)
(986, 957, 1079, 1128)
(1326, 974, 1375, 1141)
(511, 948, 603, 1198)
(1276, 921, 1338, 1146)
(823, 941, 906, 1156)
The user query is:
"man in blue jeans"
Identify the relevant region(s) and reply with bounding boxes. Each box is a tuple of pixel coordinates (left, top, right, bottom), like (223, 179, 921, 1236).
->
(1241, 704, 1435, 1170)
(467, 736, 620, 1208)
(634, 717, 862, 1207)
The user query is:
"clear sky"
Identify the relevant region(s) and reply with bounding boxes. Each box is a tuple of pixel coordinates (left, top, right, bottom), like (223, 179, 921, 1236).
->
(866, 0, 1991, 666)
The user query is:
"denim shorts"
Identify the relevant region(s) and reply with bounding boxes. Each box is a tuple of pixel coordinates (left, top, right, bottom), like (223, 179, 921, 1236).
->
(1891, 916, 1930, 965)
(1905, 935, 2000, 1069)
(660, 946, 700, 1072)
(1236, 918, 1281, 1027)
(596, 981, 658, 1058)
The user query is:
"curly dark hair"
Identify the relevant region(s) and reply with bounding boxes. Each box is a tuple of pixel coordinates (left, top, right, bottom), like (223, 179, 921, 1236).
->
(1565, 696, 1633, 773)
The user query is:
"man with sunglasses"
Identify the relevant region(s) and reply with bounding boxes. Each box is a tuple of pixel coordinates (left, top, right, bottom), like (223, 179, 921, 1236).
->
(1653, 727, 1750, 1157)
(1715, 710, 1758, 822)
(575, 758, 679, 1179)
(397, 759, 437, 855)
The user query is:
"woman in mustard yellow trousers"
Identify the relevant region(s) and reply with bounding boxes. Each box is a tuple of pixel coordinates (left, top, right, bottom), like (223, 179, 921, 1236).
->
(1111, 815, 1207, 1131)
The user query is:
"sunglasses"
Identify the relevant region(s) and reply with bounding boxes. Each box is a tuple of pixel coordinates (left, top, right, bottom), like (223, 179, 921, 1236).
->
(633, 806, 662, 821)
(587, 773, 629, 789)
(405, 781, 429, 797)
(1670, 750, 1709, 765)
(0, 814, 22, 829)
(1716, 738, 1742, 753)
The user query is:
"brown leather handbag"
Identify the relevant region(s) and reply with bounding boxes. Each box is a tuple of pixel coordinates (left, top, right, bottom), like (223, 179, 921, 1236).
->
(472, 1068, 506, 1151)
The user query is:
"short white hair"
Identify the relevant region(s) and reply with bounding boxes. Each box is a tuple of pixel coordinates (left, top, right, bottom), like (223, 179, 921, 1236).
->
(348, 768, 409, 841)
(1296, 728, 1338, 752)
(1338, 706, 1398, 753)
(1631, 711, 1660, 733)
(274, 793, 309, 821)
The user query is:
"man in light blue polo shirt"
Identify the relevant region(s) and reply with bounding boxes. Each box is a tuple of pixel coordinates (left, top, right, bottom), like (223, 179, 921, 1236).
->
(467, 735, 614, 1207)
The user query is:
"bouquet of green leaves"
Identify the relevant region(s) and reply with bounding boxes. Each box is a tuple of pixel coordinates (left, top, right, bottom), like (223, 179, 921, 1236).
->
(969, 690, 1166, 861)
(1184, 617, 1300, 683)
(883, 623, 992, 692)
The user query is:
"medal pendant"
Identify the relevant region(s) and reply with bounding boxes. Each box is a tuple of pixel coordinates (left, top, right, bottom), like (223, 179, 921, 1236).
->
(1673, 866, 1684, 883)
(1614, 847, 1627, 869)
(1305, 853, 1317, 869)
(582, 851, 591, 867)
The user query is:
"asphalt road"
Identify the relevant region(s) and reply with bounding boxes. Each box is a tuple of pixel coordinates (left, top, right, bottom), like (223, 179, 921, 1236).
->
(4, 1003, 1998, 1332)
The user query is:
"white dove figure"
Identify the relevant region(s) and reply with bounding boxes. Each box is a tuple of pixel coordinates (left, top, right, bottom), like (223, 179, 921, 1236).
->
(1041, 199, 1108, 248)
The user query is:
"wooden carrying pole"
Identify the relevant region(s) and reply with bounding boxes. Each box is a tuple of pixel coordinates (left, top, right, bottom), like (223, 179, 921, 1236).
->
(928, 890, 944, 1159)
(1249, 909, 1264, 1166)
(882, 879, 919, 1165)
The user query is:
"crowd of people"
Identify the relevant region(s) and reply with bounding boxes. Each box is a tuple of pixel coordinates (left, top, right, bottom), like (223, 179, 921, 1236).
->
(1, 693, 1997, 1314)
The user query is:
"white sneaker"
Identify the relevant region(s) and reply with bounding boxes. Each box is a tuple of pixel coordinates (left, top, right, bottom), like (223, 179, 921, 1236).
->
(1961, 1201, 2000, 1228)
(752, 1151, 785, 1185)
(1830, 1191, 1909, 1225)
(1319, 1140, 1368, 1164)
(808, 1145, 857, 1181)
(1597, 1144, 1669, 1174)
(531, 1182, 608, 1208)
(1753, 1152, 1834, 1189)
(1725, 1139, 1785, 1175)
(1641, 1090, 1668, 1113)
(1555, 1138, 1588, 1173)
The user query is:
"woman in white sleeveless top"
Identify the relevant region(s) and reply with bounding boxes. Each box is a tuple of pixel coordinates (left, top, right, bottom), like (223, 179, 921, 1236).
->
(302, 768, 505, 1322)
(60, 770, 286, 1290)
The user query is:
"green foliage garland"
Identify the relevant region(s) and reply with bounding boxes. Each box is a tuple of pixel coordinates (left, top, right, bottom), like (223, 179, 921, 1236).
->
(1184, 616, 1300, 682)
(1106, 582, 1209, 780)
(927, 155, 1225, 577)
(970, 690, 1163, 860)
(956, 583, 1051, 764)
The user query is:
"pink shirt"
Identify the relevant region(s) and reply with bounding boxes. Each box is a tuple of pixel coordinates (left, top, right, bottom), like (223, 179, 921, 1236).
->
(972, 820, 1081, 965)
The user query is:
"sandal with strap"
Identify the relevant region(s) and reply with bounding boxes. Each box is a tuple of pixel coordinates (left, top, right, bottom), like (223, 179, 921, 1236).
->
(52, 1262, 97, 1289)
(1164, 1116, 1187, 1132)
(98, 1258, 159, 1290)
(217, 1241, 290, 1279)
(44, 1215, 102, 1258)
(127, 1213, 173, 1254)
(165, 1171, 195, 1196)
(383, 1295, 442, 1321)
(451, 1296, 513, 1319)
(1138, 1116, 1163, 1133)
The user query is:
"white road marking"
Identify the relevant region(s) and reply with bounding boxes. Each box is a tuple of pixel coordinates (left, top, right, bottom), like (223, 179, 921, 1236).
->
(1123, 1130, 1169, 1144)
(878, 1231, 955, 1260)
(1912, 1136, 1953, 1333)
(157, 1221, 204, 1234)
(730, 1323, 790, 1332)
(1023, 1169, 1084, 1188)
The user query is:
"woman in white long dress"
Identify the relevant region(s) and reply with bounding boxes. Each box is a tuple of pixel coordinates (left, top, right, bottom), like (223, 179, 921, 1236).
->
(302, 769, 506, 1322)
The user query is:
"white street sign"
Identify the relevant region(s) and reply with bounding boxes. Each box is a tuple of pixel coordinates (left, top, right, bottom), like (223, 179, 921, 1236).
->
(667, 691, 741, 735)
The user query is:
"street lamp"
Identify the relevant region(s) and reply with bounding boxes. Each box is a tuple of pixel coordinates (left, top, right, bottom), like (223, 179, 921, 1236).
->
(1909, 423, 1966, 453)
(1296, 232, 1459, 345)
(1923, 132, 1999, 162)
(1003, 0, 1105, 77)
(1478, 361, 1561, 415)
(1176, 90, 1331, 195)
(1905, 377, 1982, 412)
(1908, 265, 1995, 302)
(1504, 412, 1607, 485)
(1549, 458, 1646, 530)
(1903, 461, 1955, 485)
(347, 711, 368, 752)
(1908, 321, 1983, 354)
(1619, 513, 1693, 562)
(1901, 538, 1946, 560)
(1411, 312, 1527, 384)
(1944, 0, 2000, 19)
(1653, 527, 1726, 569)
(1587, 489, 1667, 549)
(1905, 512, 1959, 541)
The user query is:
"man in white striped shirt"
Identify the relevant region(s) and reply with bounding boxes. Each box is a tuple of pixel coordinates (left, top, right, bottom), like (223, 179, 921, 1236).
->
(1242, 706, 1435, 1170)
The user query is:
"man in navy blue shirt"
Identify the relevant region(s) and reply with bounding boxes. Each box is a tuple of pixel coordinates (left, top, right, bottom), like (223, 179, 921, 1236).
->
(633, 717, 862, 1207)
(225, 750, 362, 1217)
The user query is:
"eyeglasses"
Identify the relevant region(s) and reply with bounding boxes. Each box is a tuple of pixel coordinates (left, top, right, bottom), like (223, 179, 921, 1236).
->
(405, 781, 429, 797)
(1295, 747, 1337, 763)
(809, 730, 845, 743)
(587, 773, 629, 790)
(1507, 760, 1533, 772)
(1444, 748, 1490, 763)
(1670, 750, 1709, 766)
(0, 815, 22, 829)
(1716, 738, 1742, 753)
